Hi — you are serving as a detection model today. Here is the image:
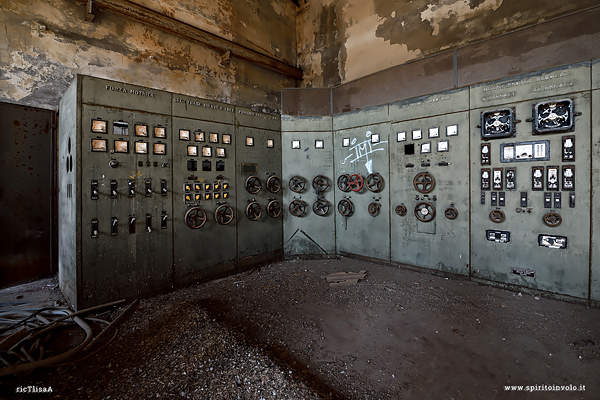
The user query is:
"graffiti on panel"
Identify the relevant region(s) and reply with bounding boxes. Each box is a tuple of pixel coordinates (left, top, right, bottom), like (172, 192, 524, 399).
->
(342, 131, 387, 174)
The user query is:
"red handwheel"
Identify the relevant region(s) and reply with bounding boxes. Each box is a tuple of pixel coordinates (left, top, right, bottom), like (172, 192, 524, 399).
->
(348, 174, 364, 192)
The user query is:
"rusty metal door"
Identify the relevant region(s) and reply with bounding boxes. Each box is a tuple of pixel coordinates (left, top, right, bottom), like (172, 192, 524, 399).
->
(0, 102, 55, 288)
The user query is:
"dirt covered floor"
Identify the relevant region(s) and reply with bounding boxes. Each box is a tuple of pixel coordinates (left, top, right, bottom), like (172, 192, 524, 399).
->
(1, 257, 600, 399)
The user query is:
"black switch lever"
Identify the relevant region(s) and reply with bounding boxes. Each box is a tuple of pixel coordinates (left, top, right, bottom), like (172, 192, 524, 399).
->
(110, 217, 118, 236)
(91, 180, 99, 200)
(569, 191, 575, 208)
(91, 219, 99, 238)
(145, 178, 152, 197)
(128, 180, 135, 197)
(145, 214, 152, 233)
(161, 211, 168, 229)
(161, 179, 167, 196)
(129, 216, 136, 234)
(110, 180, 118, 199)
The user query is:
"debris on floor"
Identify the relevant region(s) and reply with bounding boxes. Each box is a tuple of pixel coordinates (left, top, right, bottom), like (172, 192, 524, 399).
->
(322, 270, 367, 286)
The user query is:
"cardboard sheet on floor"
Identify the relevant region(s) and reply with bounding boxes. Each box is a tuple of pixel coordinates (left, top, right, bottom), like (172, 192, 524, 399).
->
(322, 270, 367, 286)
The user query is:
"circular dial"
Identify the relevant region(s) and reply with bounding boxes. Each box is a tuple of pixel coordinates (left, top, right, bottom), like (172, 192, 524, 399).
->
(483, 110, 513, 136)
(266, 176, 281, 193)
(312, 199, 330, 216)
(366, 173, 384, 192)
(312, 175, 330, 192)
(289, 199, 307, 217)
(348, 174, 364, 192)
(413, 172, 435, 194)
(395, 204, 407, 216)
(337, 199, 354, 217)
(368, 202, 381, 217)
(266, 200, 282, 218)
(337, 174, 351, 192)
(543, 212, 562, 227)
(245, 202, 262, 221)
(489, 209, 505, 223)
(444, 207, 458, 220)
(414, 201, 436, 222)
(215, 204, 234, 225)
(289, 175, 306, 193)
(536, 100, 571, 131)
(185, 207, 207, 229)
(245, 175, 262, 194)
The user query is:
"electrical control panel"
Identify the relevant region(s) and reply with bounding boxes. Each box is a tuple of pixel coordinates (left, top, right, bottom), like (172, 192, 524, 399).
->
(235, 107, 283, 268)
(172, 95, 237, 282)
(282, 116, 335, 257)
(591, 59, 600, 301)
(389, 88, 470, 275)
(333, 106, 390, 260)
(470, 63, 591, 298)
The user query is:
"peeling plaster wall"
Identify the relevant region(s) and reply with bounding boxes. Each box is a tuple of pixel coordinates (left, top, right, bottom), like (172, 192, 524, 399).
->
(298, 0, 599, 88)
(0, 0, 297, 112)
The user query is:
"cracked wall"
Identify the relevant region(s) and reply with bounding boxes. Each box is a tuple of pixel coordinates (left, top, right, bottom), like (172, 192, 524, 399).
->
(0, 0, 297, 112)
(298, 0, 599, 88)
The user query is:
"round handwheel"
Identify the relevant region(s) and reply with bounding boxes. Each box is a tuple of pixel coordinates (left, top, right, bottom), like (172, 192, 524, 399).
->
(348, 174, 364, 192)
(289, 175, 306, 193)
(266, 200, 282, 218)
(413, 172, 435, 194)
(245, 202, 262, 221)
(337, 199, 354, 217)
(489, 209, 505, 223)
(444, 207, 458, 220)
(414, 201, 436, 222)
(395, 204, 407, 216)
(289, 199, 307, 217)
(245, 175, 262, 194)
(312, 199, 330, 216)
(368, 202, 381, 217)
(312, 175, 330, 192)
(366, 173, 384, 192)
(184, 207, 207, 229)
(337, 174, 351, 192)
(543, 212, 562, 227)
(215, 204, 234, 225)
(266, 176, 281, 193)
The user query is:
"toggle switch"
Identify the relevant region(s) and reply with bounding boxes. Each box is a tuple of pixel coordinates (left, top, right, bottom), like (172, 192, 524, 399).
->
(145, 214, 152, 233)
(569, 191, 575, 208)
(129, 216, 136, 234)
(520, 192, 528, 208)
(491, 192, 497, 206)
(110, 217, 118, 236)
(145, 178, 152, 197)
(554, 192, 562, 209)
(498, 192, 505, 207)
(480, 191, 485, 205)
(110, 180, 118, 199)
(161, 211, 168, 229)
(91, 218, 99, 238)
(544, 192, 552, 208)
(128, 180, 135, 197)
(161, 179, 167, 196)
(194, 183, 202, 191)
(91, 180, 99, 200)
(184, 183, 192, 192)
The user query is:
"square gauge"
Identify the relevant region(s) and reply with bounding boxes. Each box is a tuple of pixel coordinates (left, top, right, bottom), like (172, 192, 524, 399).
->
(412, 129, 422, 140)
(292, 140, 301, 149)
(397, 131, 406, 142)
(533, 99, 574, 134)
(179, 129, 190, 141)
(315, 140, 324, 149)
(114, 139, 129, 153)
(371, 133, 380, 143)
(91, 119, 107, 133)
(446, 124, 458, 136)
(342, 138, 350, 147)
(202, 146, 212, 157)
(420, 142, 431, 153)
(216, 147, 226, 158)
(113, 121, 129, 135)
(481, 108, 515, 140)
(195, 130, 205, 142)
(153, 142, 166, 155)
(245, 136, 254, 146)
(135, 124, 148, 137)
(91, 138, 107, 152)
(187, 145, 198, 156)
(428, 127, 440, 138)
(222, 134, 232, 144)
(134, 141, 148, 154)
(209, 132, 219, 143)
(154, 126, 166, 138)
(266, 139, 274, 148)
(437, 140, 449, 152)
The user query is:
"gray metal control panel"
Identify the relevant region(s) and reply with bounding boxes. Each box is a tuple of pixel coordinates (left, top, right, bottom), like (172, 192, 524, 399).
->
(282, 116, 335, 257)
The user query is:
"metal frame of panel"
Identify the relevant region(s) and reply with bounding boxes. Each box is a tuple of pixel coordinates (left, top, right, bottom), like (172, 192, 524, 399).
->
(282, 116, 335, 257)
(591, 59, 600, 301)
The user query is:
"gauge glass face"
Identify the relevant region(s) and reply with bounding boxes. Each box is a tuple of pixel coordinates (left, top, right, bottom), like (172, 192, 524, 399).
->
(187, 145, 198, 156)
(437, 140, 449, 152)
(371, 133, 380, 143)
(91, 119, 107, 133)
(91, 138, 107, 152)
(421, 142, 431, 153)
(315, 140, 324, 149)
(216, 147, 225, 158)
(292, 140, 300, 149)
(482, 109, 514, 138)
(179, 129, 190, 141)
(446, 124, 458, 136)
(154, 126, 166, 138)
(397, 131, 406, 142)
(535, 100, 573, 133)
(135, 124, 148, 136)
(266, 139, 274, 148)
(412, 129, 422, 140)
(195, 130, 205, 142)
(428, 127, 439, 138)
(342, 138, 350, 147)
(202, 146, 212, 157)
(209, 133, 219, 143)
(135, 141, 148, 154)
(153, 143, 166, 155)
(222, 134, 231, 144)
(114, 140, 129, 153)
(246, 137, 254, 146)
